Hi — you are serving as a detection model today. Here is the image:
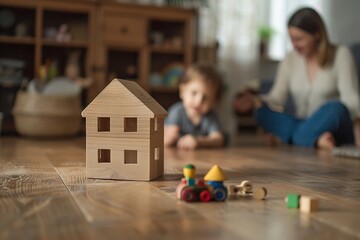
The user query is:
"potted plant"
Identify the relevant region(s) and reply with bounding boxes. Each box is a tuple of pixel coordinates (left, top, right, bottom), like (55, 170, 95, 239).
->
(259, 25, 275, 59)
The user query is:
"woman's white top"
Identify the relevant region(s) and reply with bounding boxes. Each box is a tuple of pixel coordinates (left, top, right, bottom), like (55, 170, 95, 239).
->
(266, 46, 360, 120)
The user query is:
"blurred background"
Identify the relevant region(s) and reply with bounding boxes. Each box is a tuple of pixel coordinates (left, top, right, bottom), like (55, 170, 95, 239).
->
(0, 0, 359, 138)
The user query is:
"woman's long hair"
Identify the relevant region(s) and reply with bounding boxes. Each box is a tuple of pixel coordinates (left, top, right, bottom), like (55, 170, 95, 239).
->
(288, 7, 335, 67)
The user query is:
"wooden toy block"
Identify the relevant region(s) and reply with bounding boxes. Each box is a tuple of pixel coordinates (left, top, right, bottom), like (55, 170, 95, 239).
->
(286, 194, 301, 208)
(300, 196, 319, 213)
(81, 79, 168, 181)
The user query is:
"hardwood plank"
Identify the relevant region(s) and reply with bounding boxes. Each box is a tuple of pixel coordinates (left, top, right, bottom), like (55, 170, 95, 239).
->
(0, 137, 95, 239)
(163, 147, 360, 200)
(46, 151, 86, 168)
(0, 155, 67, 198)
(0, 196, 94, 240)
(56, 167, 123, 185)
(151, 174, 360, 239)
(1, 136, 360, 239)
(64, 182, 199, 223)
(0, 172, 67, 198)
(0, 137, 85, 168)
(89, 218, 241, 240)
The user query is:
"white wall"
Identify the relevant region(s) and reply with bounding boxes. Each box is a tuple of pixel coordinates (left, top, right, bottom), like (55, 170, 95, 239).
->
(326, 0, 360, 46)
(263, 0, 360, 60)
(216, 0, 258, 136)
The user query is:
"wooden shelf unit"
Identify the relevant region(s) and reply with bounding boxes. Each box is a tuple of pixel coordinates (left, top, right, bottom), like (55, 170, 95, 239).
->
(0, 0, 95, 134)
(0, 0, 95, 91)
(95, 3, 195, 109)
(0, 0, 196, 133)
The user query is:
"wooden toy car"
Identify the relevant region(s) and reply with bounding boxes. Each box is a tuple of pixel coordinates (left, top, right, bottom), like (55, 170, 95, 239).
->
(176, 178, 227, 202)
(176, 164, 228, 202)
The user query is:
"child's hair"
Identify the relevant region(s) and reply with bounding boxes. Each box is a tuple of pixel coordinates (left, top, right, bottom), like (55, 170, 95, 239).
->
(179, 63, 223, 100)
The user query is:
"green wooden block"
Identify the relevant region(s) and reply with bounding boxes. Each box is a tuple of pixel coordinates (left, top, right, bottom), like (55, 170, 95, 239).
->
(287, 194, 300, 208)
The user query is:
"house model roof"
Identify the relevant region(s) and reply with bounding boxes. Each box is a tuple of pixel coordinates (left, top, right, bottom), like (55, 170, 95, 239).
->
(82, 79, 168, 118)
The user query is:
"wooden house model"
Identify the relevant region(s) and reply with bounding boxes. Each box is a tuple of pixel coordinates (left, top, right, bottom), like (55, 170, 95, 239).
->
(81, 79, 168, 181)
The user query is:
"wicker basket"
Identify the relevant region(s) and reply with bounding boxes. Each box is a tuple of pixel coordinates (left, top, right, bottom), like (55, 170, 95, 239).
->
(12, 91, 82, 137)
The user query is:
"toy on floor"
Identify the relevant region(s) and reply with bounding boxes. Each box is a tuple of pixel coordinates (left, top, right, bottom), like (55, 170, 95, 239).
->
(227, 180, 267, 200)
(176, 164, 228, 202)
(285, 194, 319, 213)
(82, 79, 168, 181)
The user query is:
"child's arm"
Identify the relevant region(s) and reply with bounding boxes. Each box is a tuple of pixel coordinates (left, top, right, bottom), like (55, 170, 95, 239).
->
(177, 131, 224, 150)
(195, 131, 224, 148)
(164, 125, 180, 147)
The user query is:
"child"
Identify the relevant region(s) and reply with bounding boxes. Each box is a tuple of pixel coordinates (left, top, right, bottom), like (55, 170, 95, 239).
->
(164, 63, 224, 150)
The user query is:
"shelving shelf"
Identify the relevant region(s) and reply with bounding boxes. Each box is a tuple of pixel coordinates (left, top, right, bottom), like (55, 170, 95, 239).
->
(97, 3, 195, 109)
(0, 36, 35, 45)
(42, 39, 89, 48)
(149, 46, 184, 54)
(0, 0, 95, 80)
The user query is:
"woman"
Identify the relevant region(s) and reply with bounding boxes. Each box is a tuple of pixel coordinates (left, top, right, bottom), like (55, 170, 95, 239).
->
(234, 7, 360, 149)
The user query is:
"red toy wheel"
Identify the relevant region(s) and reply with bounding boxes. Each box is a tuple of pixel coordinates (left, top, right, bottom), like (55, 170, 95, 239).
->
(199, 190, 212, 202)
(181, 188, 197, 202)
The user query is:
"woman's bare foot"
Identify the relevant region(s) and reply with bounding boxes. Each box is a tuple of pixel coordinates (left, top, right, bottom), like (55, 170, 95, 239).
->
(317, 132, 336, 149)
(264, 133, 282, 146)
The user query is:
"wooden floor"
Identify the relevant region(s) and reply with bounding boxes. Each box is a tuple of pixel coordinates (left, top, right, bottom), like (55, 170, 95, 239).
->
(0, 135, 360, 240)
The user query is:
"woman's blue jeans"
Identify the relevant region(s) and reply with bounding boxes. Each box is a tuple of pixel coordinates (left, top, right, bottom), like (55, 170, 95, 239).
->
(254, 101, 354, 147)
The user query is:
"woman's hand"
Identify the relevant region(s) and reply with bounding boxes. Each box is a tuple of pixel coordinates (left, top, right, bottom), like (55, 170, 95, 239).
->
(233, 90, 262, 114)
(233, 91, 256, 114)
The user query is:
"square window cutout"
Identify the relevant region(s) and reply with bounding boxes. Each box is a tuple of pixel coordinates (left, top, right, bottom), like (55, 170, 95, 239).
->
(124, 150, 137, 164)
(98, 117, 110, 132)
(124, 118, 137, 132)
(154, 147, 160, 160)
(98, 149, 111, 163)
(154, 118, 158, 131)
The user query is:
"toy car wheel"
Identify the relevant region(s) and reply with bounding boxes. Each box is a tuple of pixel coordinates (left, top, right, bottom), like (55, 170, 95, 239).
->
(213, 188, 227, 201)
(199, 190, 212, 202)
(181, 188, 197, 202)
(253, 187, 267, 200)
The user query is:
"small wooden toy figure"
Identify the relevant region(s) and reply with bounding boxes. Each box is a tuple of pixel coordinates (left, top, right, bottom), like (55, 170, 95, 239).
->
(227, 180, 267, 200)
(183, 164, 196, 186)
(176, 164, 228, 202)
(204, 165, 228, 201)
(285, 194, 319, 213)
